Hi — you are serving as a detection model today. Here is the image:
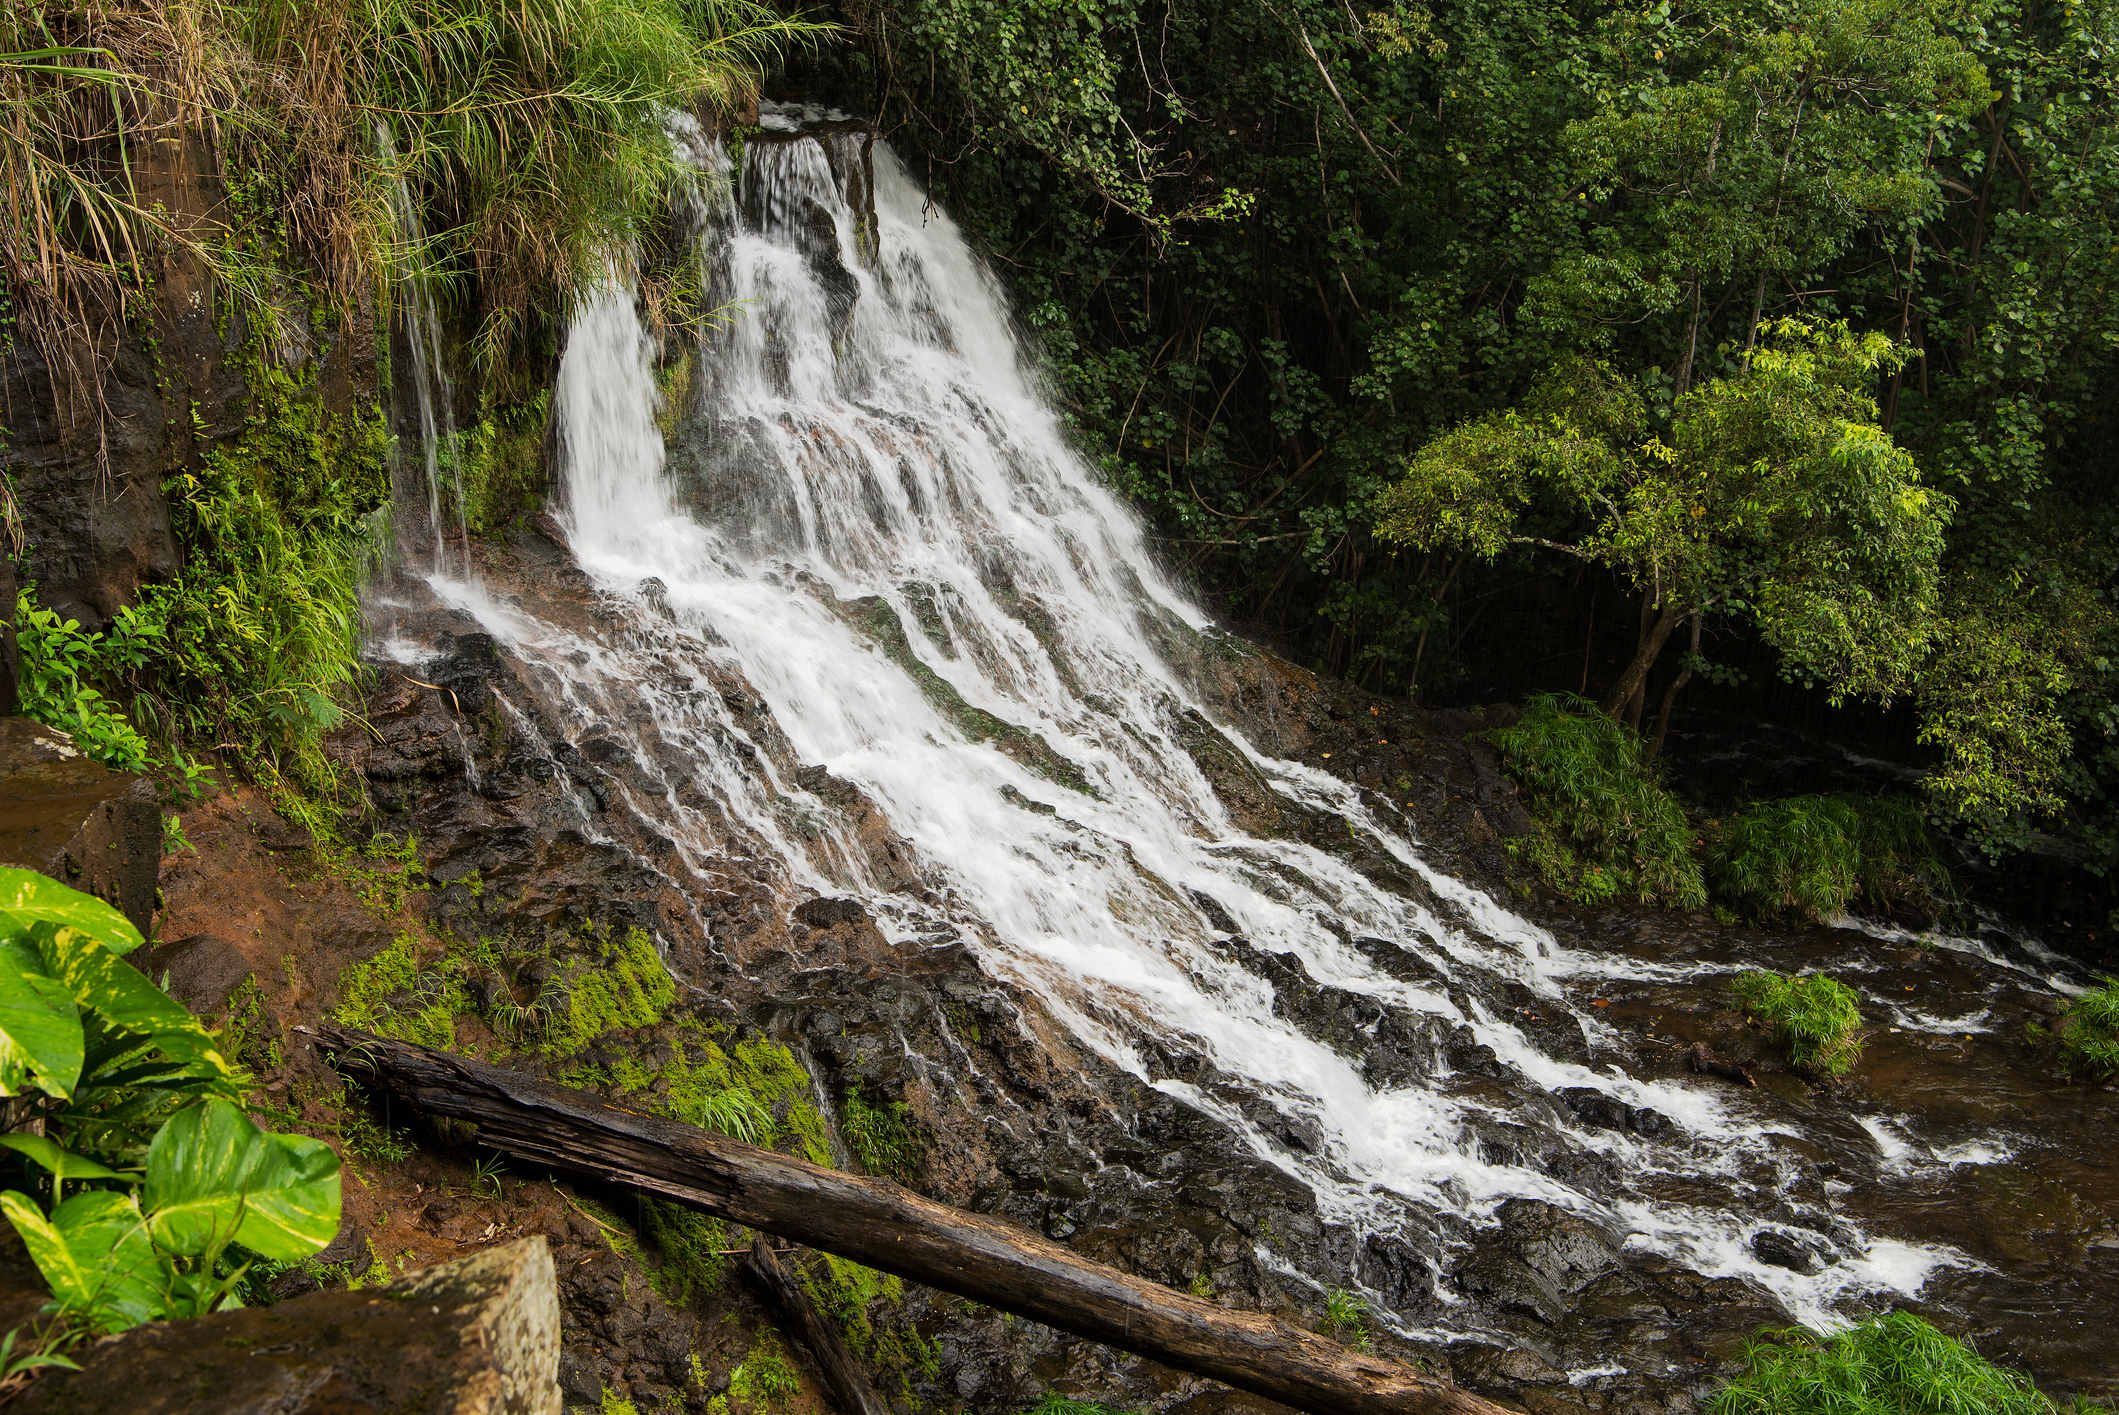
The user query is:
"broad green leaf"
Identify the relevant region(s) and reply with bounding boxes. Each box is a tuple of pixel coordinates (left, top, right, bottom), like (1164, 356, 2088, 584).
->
(33, 924, 235, 1080)
(0, 937, 82, 1098)
(0, 1133, 130, 1183)
(1, 1188, 161, 1331)
(0, 867, 143, 954)
(142, 1099, 269, 1257)
(233, 1133, 341, 1260)
(144, 1102, 340, 1261)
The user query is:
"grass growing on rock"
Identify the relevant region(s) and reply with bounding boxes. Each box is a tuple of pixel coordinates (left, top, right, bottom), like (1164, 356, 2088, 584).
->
(1489, 693, 1705, 909)
(1732, 970, 1865, 1077)
(841, 1090, 924, 1182)
(1709, 793, 1942, 924)
(2058, 977, 2119, 1080)
(1706, 1311, 2077, 1414)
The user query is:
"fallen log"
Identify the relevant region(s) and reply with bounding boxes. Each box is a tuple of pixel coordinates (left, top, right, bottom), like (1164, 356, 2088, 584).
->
(307, 1025, 1508, 1415)
(744, 1235, 891, 1415)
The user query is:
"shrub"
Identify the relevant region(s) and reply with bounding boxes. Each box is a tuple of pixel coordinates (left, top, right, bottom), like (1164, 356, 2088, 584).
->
(13, 593, 162, 773)
(2058, 977, 2119, 1080)
(1709, 793, 1943, 924)
(1732, 970, 1864, 1076)
(1707, 1311, 2068, 1415)
(1490, 694, 1706, 909)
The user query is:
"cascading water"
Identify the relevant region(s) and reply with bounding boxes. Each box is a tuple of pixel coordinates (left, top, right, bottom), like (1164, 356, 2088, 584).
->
(395, 109, 2113, 1387)
(376, 122, 471, 583)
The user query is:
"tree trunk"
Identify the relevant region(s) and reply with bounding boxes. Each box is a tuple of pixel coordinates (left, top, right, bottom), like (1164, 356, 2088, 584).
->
(1673, 270, 1703, 399)
(1598, 601, 1685, 722)
(307, 1026, 1511, 1415)
(745, 1236, 892, 1415)
(1644, 612, 1702, 763)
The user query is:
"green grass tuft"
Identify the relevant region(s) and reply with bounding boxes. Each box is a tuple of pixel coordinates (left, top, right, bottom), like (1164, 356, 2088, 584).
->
(1490, 693, 1706, 909)
(1732, 970, 1864, 1076)
(1709, 793, 1943, 924)
(841, 1091, 924, 1183)
(2058, 977, 2119, 1080)
(1706, 1311, 2072, 1414)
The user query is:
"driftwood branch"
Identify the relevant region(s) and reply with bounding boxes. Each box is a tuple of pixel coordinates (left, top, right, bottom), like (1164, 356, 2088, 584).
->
(305, 1026, 1508, 1415)
(744, 1236, 891, 1415)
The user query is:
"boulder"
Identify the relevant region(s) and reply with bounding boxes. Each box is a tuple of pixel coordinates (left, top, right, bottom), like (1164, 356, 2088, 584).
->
(13, 1236, 561, 1415)
(0, 716, 159, 936)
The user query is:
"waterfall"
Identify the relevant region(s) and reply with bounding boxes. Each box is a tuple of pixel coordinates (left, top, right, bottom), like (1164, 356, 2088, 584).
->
(424, 116, 1997, 1343)
(377, 121, 471, 582)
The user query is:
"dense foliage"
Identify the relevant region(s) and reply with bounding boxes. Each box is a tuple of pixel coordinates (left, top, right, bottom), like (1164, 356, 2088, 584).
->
(2058, 975, 2119, 1079)
(1709, 793, 1942, 923)
(0, 869, 340, 1338)
(1489, 693, 1706, 907)
(840, 0, 2119, 871)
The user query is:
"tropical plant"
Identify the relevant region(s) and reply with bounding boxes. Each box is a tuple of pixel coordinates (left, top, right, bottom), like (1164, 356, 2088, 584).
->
(2057, 977, 2119, 1082)
(0, 867, 341, 1335)
(1708, 794, 1942, 924)
(1489, 693, 1705, 909)
(12, 594, 162, 774)
(1731, 969, 1864, 1077)
(1707, 1311, 2072, 1414)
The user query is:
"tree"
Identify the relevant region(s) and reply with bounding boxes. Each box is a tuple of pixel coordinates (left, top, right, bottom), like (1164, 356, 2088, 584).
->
(1375, 319, 1951, 755)
(1525, 0, 1990, 398)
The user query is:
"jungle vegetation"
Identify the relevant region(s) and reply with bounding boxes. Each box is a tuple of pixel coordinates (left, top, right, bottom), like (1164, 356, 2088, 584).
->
(826, 0, 2119, 874)
(3, 0, 2116, 889)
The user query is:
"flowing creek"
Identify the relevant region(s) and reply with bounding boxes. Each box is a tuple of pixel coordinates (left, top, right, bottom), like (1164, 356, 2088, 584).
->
(369, 108, 2118, 1405)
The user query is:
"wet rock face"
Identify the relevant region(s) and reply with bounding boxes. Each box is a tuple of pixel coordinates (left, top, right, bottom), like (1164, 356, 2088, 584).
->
(12, 1238, 561, 1415)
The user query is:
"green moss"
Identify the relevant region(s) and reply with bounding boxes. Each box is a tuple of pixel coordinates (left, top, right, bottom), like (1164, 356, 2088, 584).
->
(800, 1252, 901, 1353)
(1707, 1311, 2067, 1414)
(449, 393, 551, 535)
(600, 1388, 640, 1415)
(1732, 970, 1865, 1077)
(542, 928, 678, 1056)
(331, 930, 467, 1049)
(728, 1331, 800, 1410)
(641, 1198, 736, 1305)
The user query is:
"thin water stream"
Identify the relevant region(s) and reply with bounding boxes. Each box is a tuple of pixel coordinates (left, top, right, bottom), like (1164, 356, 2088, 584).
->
(378, 111, 2116, 1400)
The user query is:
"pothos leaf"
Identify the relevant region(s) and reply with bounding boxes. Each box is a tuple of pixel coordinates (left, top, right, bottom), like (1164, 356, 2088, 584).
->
(0, 866, 143, 954)
(0, 936, 83, 1099)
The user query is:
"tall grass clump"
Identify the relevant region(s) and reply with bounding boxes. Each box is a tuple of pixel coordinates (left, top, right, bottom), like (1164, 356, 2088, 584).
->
(1731, 969, 1864, 1077)
(1490, 693, 1706, 909)
(1709, 793, 1943, 924)
(2058, 977, 2119, 1080)
(236, 0, 825, 383)
(1708, 1311, 2078, 1415)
